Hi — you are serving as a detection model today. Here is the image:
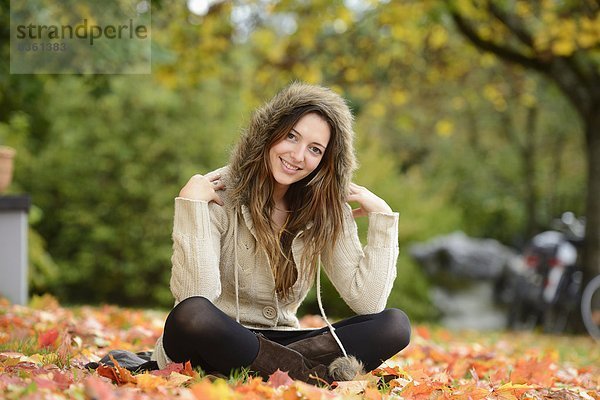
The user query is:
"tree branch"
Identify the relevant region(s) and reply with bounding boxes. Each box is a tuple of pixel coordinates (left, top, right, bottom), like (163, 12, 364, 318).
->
(449, 9, 548, 72)
(487, 2, 534, 49)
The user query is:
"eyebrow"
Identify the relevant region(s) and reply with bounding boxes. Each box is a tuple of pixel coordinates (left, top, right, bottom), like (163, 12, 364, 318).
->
(291, 128, 327, 149)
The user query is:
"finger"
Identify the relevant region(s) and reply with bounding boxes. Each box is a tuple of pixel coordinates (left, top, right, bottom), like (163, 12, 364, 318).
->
(212, 193, 224, 206)
(346, 193, 360, 203)
(213, 181, 226, 191)
(352, 207, 366, 218)
(206, 173, 221, 182)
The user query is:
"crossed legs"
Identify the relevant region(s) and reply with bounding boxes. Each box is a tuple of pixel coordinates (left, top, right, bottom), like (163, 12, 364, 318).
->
(162, 296, 411, 375)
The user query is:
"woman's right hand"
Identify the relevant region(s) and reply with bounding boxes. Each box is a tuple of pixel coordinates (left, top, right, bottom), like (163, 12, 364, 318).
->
(178, 172, 225, 205)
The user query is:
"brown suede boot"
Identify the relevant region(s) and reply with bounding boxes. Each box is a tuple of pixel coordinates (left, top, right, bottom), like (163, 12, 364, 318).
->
(287, 332, 341, 365)
(287, 332, 365, 381)
(249, 335, 332, 385)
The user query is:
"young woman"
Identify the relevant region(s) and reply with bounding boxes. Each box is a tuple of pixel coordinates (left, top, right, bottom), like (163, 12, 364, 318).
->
(152, 82, 411, 384)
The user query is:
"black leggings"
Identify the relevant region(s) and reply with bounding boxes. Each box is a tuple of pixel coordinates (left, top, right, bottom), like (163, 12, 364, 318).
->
(162, 296, 411, 374)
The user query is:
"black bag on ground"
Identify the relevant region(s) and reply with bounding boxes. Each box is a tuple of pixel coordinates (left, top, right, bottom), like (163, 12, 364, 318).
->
(85, 350, 158, 372)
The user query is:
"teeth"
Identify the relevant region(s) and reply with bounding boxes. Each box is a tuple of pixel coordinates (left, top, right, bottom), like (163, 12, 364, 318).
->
(281, 158, 299, 170)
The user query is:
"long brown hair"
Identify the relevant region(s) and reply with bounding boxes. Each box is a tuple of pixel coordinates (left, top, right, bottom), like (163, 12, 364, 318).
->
(229, 83, 357, 298)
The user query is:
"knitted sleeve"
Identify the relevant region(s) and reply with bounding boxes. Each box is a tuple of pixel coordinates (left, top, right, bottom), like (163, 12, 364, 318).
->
(321, 205, 399, 314)
(169, 197, 226, 304)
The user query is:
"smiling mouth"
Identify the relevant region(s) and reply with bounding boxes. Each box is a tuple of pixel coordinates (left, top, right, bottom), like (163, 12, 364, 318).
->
(280, 157, 301, 171)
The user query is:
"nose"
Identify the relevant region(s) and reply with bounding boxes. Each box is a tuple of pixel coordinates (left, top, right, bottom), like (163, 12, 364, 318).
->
(290, 144, 305, 163)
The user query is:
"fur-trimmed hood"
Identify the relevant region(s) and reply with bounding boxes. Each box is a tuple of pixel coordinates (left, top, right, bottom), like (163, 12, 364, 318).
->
(229, 82, 357, 207)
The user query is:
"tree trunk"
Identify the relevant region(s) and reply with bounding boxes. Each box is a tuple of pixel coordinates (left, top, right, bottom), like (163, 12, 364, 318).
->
(523, 106, 538, 239)
(582, 109, 600, 284)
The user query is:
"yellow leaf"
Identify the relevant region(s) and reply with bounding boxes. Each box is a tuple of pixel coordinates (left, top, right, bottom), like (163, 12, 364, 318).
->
(333, 380, 369, 395)
(165, 371, 193, 387)
(520, 93, 536, 108)
(191, 378, 236, 400)
(367, 102, 386, 118)
(435, 120, 454, 137)
(428, 26, 448, 49)
(136, 373, 167, 391)
(344, 68, 359, 83)
(515, 2, 532, 18)
(392, 90, 409, 106)
(552, 39, 575, 56)
(577, 33, 598, 49)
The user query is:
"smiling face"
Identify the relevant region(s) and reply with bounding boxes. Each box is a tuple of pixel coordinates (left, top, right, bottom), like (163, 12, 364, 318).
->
(268, 112, 331, 196)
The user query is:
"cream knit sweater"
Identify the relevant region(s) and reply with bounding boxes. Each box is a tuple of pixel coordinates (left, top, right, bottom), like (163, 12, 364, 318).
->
(152, 168, 399, 369)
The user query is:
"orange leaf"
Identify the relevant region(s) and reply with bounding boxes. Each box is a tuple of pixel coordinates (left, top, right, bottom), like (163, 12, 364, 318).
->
(182, 360, 197, 378)
(109, 354, 137, 385)
(414, 326, 431, 340)
(493, 382, 535, 400)
(38, 329, 59, 348)
(509, 356, 555, 387)
(96, 364, 120, 383)
(235, 377, 275, 399)
(190, 378, 235, 400)
(268, 369, 294, 388)
(96, 355, 138, 385)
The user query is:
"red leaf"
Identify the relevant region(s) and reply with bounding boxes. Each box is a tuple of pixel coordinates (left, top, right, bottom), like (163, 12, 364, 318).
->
(152, 360, 197, 379)
(38, 328, 59, 348)
(267, 369, 294, 388)
(84, 376, 117, 400)
(151, 362, 185, 377)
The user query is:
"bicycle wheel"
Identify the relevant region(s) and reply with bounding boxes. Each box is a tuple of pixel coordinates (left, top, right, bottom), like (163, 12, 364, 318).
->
(581, 274, 600, 339)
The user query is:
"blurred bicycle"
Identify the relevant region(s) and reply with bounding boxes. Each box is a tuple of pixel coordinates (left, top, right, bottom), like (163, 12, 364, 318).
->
(581, 273, 600, 340)
(505, 212, 600, 337)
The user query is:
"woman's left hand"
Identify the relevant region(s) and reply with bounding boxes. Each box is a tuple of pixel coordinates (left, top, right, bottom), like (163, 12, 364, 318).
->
(347, 182, 393, 218)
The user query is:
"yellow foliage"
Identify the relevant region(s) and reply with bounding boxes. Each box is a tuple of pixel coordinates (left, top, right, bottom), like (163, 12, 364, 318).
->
(534, 32, 551, 52)
(303, 65, 323, 84)
(480, 53, 497, 68)
(484, 84, 507, 112)
(344, 68, 360, 83)
(391, 24, 406, 40)
(428, 26, 448, 49)
(352, 84, 375, 100)
(552, 39, 576, 57)
(392, 90, 409, 106)
(520, 93, 537, 108)
(578, 17, 600, 48)
(451, 96, 466, 111)
(577, 33, 598, 49)
(478, 26, 492, 41)
(367, 102, 387, 118)
(376, 53, 391, 69)
(483, 84, 502, 103)
(297, 32, 313, 51)
(515, 1, 532, 18)
(455, 0, 481, 19)
(435, 119, 454, 137)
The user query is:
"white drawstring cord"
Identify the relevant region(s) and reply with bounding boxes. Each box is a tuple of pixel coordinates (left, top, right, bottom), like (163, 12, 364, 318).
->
(233, 211, 240, 323)
(316, 257, 348, 357)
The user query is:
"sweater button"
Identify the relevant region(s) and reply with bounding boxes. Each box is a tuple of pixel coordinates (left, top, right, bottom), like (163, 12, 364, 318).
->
(262, 306, 276, 320)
